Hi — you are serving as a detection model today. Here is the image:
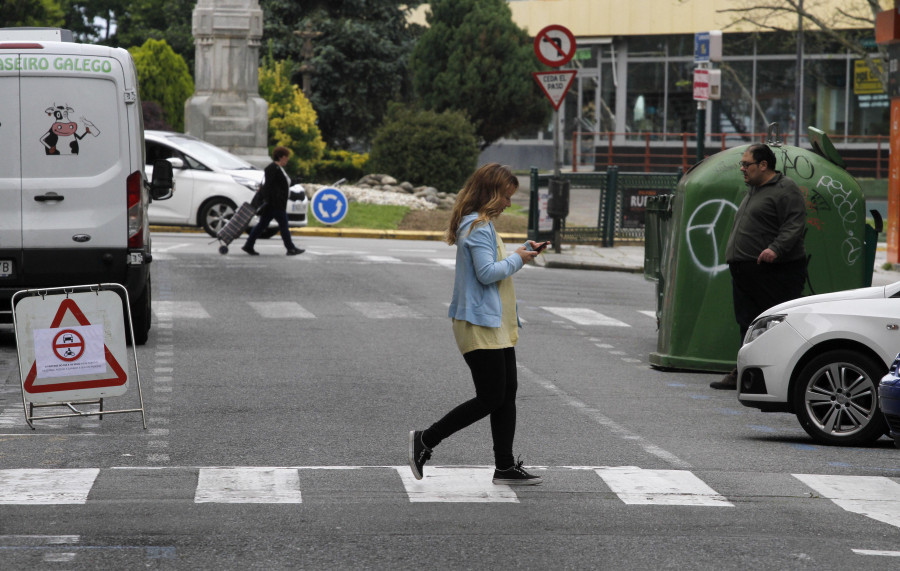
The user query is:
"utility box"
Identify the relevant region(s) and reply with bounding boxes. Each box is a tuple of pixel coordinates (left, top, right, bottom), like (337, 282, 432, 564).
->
(649, 129, 877, 372)
(547, 178, 570, 219)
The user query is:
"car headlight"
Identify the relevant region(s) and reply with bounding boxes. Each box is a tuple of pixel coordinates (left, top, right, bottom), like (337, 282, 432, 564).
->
(232, 175, 260, 191)
(744, 314, 786, 344)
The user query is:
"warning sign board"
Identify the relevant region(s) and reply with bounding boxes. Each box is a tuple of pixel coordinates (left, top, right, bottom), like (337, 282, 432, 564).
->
(533, 70, 577, 110)
(15, 290, 129, 404)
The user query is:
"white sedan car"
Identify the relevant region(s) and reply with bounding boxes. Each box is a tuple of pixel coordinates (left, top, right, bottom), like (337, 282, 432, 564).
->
(737, 281, 895, 446)
(145, 130, 308, 237)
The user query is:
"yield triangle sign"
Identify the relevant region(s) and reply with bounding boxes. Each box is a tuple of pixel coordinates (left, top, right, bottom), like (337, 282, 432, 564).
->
(533, 70, 577, 111)
(23, 297, 127, 394)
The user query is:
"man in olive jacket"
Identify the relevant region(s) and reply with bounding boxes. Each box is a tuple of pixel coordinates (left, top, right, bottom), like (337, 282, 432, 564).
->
(242, 146, 304, 256)
(711, 143, 806, 390)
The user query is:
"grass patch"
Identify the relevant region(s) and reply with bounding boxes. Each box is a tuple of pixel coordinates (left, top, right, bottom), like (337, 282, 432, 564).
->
(306, 203, 410, 230)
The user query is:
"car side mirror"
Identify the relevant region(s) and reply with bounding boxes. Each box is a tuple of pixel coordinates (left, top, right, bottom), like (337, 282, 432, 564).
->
(167, 157, 185, 169)
(149, 159, 174, 200)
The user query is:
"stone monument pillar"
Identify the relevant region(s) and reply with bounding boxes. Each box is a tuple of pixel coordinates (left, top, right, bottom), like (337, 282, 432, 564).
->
(185, 0, 270, 167)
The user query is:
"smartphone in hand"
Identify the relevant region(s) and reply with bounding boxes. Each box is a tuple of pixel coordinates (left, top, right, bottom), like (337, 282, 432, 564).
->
(534, 241, 550, 253)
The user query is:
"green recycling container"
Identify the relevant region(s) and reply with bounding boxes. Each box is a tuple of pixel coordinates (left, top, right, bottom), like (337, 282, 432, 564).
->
(649, 130, 875, 372)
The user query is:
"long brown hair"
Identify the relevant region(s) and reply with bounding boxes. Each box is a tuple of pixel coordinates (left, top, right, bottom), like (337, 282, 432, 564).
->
(445, 163, 518, 245)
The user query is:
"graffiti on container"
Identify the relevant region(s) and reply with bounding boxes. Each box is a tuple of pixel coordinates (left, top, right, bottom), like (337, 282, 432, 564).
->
(815, 175, 861, 265)
(685, 198, 738, 276)
(779, 150, 815, 181)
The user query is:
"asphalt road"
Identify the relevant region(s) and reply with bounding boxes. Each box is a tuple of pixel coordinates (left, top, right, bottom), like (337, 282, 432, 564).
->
(0, 233, 898, 569)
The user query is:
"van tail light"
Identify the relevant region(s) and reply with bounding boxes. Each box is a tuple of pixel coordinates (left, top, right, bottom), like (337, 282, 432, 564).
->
(127, 171, 143, 248)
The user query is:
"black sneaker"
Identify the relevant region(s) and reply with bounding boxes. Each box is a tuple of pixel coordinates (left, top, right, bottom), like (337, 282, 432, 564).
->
(492, 459, 542, 486)
(408, 430, 431, 480)
(241, 245, 259, 256)
(286, 248, 305, 256)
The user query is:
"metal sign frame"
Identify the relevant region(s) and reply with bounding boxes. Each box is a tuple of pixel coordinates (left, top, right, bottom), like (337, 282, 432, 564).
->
(11, 283, 146, 429)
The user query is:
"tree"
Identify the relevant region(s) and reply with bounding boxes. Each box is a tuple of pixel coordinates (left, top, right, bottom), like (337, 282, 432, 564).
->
(62, 0, 195, 73)
(2, 0, 64, 27)
(129, 39, 194, 132)
(258, 55, 326, 178)
(259, 0, 424, 148)
(369, 104, 479, 194)
(714, 0, 889, 88)
(409, 0, 550, 150)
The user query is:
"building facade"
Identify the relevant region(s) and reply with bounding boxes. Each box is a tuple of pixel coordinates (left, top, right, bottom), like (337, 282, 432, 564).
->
(415, 1, 891, 174)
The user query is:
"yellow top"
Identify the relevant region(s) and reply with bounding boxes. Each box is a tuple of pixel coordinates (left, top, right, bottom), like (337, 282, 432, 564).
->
(452, 232, 519, 354)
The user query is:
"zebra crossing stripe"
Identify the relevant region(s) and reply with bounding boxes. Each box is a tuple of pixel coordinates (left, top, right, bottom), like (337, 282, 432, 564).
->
(194, 468, 302, 504)
(0, 469, 99, 504)
(365, 255, 402, 263)
(395, 467, 518, 503)
(430, 258, 456, 269)
(596, 467, 733, 506)
(248, 302, 316, 319)
(541, 307, 630, 327)
(347, 302, 424, 319)
(153, 301, 210, 319)
(793, 474, 900, 528)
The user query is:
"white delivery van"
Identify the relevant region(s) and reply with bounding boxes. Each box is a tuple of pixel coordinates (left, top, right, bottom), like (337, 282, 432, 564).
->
(0, 28, 174, 345)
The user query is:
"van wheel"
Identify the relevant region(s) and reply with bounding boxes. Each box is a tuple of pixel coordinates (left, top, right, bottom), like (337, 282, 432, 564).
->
(792, 350, 887, 446)
(128, 282, 151, 346)
(200, 198, 237, 237)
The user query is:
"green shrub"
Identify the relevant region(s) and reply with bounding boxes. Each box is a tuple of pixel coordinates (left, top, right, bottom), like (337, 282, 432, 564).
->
(258, 56, 325, 178)
(369, 104, 479, 193)
(312, 148, 370, 185)
(129, 39, 193, 132)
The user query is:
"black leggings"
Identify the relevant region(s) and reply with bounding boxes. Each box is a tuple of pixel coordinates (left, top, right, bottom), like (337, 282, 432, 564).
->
(422, 347, 517, 469)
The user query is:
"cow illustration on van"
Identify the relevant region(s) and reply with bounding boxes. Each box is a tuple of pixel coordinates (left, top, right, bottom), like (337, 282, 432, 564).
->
(40, 103, 100, 155)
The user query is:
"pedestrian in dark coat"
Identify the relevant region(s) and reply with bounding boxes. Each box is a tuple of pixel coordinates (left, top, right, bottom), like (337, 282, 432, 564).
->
(242, 146, 304, 256)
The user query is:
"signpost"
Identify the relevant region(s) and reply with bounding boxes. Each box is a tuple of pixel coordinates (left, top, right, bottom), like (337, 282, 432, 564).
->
(693, 31, 722, 163)
(12, 284, 146, 429)
(532, 70, 577, 111)
(311, 186, 349, 225)
(533, 24, 577, 253)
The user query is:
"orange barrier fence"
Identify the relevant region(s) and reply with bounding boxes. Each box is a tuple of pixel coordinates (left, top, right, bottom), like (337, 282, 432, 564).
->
(572, 131, 889, 179)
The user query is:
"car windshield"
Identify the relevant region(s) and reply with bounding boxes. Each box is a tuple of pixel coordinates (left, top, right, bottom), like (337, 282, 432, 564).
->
(167, 136, 259, 171)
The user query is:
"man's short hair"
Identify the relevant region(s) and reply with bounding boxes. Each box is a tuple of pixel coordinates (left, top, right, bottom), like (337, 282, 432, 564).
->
(272, 146, 291, 161)
(747, 143, 777, 171)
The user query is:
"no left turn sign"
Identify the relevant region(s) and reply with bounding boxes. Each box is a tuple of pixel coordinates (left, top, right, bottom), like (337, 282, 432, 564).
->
(534, 25, 576, 67)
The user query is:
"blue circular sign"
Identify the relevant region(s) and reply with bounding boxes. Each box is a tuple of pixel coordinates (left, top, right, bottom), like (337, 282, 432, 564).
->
(311, 187, 348, 225)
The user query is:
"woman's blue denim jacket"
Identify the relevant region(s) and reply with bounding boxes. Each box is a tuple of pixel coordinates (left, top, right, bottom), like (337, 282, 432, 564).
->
(448, 213, 524, 328)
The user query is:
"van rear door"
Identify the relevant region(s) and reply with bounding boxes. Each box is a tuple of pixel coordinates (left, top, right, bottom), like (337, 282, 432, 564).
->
(18, 49, 130, 286)
(0, 53, 23, 283)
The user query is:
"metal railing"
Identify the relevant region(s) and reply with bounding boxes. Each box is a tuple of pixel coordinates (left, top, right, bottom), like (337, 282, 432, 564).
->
(572, 131, 889, 179)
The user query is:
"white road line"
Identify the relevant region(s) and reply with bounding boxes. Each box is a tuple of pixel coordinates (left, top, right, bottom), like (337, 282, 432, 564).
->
(793, 474, 900, 529)
(518, 365, 691, 469)
(347, 301, 424, 319)
(152, 243, 190, 253)
(596, 467, 733, 506)
(395, 467, 518, 503)
(0, 469, 99, 504)
(852, 549, 900, 557)
(248, 301, 316, 319)
(638, 310, 656, 319)
(194, 468, 302, 504)
(365, 255, 402, 263)
(154, 301, 210, 319)
(541, 307, 630, 327)
(430, 258, 456, 269)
